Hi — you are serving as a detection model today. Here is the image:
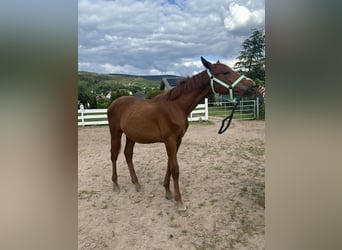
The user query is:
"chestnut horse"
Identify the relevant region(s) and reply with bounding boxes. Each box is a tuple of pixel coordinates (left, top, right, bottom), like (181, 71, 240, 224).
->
(107, 57, 257, 211)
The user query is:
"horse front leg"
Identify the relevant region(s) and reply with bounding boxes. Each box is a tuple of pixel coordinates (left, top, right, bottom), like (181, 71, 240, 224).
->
(163, 137, 182, 200)
(124, 136, 142, 192)
(165, 138, 186, 211)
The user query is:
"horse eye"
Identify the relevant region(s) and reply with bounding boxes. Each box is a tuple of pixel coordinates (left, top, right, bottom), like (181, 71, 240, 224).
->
(222, 71, 229, 75)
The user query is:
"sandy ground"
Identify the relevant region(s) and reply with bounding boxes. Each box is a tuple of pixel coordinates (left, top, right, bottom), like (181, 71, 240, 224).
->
(78, 120, 265, 249)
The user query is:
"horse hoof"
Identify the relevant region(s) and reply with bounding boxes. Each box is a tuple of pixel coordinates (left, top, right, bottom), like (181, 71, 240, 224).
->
(177, 203, 187, 212)
(165, 192, 173, 200)
(113, 184, 120, 193)
(135, 185, 143, 192)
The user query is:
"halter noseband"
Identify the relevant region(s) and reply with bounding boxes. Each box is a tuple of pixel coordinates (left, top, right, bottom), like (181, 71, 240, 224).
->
(206, 69, 246, 101)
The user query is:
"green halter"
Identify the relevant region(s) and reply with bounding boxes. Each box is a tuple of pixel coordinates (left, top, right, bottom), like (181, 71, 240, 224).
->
(206, 69, 246, 101)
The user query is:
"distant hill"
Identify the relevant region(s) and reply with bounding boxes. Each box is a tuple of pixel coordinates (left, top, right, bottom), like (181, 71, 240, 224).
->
(78, 71, 181, 85)
(108, 73, 180, 81)
(78, 71, 177, 106)
(78, 71, 183, 94)
(79, 71, 175, 108)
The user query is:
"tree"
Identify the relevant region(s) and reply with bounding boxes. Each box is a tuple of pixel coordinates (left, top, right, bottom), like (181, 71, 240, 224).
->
(234, 29, 265, 83)
(78, 81, 97, 108)
(96, 98, 110, 108)
(145, 89, 164, 99)
(109, 90, 131, 102)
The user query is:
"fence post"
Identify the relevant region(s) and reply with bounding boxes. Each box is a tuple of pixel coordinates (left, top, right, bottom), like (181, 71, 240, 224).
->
(256, 97, 259, 120)
(240, 98, 243, 119)
(80, 104, 85, 127)
(204, 98, 208, 121)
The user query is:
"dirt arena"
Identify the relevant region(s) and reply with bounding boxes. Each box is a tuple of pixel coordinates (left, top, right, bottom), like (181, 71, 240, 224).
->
(78, 120, 265, 249)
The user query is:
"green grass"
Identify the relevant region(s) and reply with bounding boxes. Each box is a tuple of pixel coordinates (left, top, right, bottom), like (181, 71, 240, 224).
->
(78, 190, 99, 200)
(208, 106, 255, 119)
(210, 199, 219, 205)
(188, 120, 215, 125)
(208, 106, 229, 116)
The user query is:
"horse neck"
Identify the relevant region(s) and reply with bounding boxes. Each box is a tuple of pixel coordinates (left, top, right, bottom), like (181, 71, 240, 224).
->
(173, 70, 212, 115)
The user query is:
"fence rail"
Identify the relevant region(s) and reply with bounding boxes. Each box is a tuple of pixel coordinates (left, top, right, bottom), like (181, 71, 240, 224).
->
(78, 98, 259, 126)
(78, 98, 209, 126)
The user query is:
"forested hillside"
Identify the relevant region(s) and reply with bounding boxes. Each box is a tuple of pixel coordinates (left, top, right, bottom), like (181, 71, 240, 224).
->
(78, 71, 174, 108)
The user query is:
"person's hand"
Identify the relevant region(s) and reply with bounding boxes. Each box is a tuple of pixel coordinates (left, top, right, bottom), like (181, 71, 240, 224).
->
(257, 86, 265, 98)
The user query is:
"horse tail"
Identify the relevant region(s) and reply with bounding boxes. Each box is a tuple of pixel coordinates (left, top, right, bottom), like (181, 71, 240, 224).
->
(107, 101, 123, 155)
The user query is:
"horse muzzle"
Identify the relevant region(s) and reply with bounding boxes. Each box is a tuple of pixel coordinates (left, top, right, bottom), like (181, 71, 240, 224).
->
(244, 85, 258, 97)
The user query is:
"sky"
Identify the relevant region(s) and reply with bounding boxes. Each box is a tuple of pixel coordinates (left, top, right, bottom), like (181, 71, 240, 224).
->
(78, 0, 264, 76)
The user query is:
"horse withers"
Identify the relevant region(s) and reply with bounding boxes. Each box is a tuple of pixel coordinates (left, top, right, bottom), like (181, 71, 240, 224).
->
(107, 57, 257, 211)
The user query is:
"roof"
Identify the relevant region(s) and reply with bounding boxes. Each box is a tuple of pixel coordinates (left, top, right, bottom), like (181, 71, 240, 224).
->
(160, 77, 185, 90)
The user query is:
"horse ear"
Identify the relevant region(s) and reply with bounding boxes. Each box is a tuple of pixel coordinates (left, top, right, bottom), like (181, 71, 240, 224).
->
(201, 56, 212, 69)
(217, 60, 220, 63)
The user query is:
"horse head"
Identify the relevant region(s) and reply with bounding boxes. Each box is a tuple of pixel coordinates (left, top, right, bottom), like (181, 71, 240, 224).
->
(201, 56, 257, 99)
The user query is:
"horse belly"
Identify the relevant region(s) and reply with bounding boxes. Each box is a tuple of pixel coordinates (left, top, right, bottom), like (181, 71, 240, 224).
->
(124, 125, 163, 143)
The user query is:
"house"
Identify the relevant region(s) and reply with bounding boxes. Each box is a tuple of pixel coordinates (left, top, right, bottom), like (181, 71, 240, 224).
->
(95, 94, 107, 101)
(105, 91, 112, 99)
(159, 77, 185, 90)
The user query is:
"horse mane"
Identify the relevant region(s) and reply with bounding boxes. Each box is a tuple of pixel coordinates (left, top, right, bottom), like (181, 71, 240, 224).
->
(164, 71, 207, 101)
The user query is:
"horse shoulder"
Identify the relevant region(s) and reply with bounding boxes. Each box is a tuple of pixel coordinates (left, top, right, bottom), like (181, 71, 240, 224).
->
(155, 104, 188, 139)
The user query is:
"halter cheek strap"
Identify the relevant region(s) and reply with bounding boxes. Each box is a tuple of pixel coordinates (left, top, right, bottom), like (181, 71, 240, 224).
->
(206, 69, 246, 101)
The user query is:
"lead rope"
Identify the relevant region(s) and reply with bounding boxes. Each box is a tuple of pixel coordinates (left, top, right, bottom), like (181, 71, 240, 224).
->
(218, 86, 258, 134)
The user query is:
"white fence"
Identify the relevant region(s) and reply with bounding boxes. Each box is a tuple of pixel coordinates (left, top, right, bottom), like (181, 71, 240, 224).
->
(78, 98, 209, 126)
(188, 98, 208, 122)
(78, 109, 108, 126)
(208, 97, 260, 120)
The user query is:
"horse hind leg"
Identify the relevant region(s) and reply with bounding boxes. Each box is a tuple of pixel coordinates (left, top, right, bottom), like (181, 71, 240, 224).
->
(124, 136, 142, 192)
(110, 129, 122, 193)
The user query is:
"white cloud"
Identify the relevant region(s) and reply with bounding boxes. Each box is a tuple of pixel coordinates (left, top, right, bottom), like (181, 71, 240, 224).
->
(100, 63, 142, 74)
(224, 3, 264, 34)
(78, 0, 265, 75)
